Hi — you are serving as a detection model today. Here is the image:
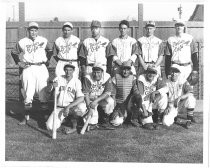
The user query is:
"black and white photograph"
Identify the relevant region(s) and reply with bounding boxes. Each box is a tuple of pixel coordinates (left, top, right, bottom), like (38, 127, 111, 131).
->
(1, 0, 209, 167)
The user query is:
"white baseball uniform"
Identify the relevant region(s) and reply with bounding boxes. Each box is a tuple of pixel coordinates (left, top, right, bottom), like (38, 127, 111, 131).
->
(82, 72, 114, 125)
(165, 33, 198, 82)
(53, 35, 80, 78)
(46, 75, 86, 130)
(112, 36, 139, 75)
(138, 36, 164, 77)
(78, 36, 114, 74)
(158, 78, 196, 126)
(134, 74, 167, 125)
(11, 35, 52, 105)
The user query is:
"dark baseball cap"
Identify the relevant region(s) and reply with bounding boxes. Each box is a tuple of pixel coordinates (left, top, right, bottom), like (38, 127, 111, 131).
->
(145, 21, 155, 27)
(91, 20, 101, 28)
(63, 63, 75, 70)
(146, 67, 157, 74)
(121, 61, 131, 69)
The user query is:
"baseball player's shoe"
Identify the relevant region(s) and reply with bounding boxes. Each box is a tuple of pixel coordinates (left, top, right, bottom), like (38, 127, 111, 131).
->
(185, 120, 192, 129)
(87, 124, 99, 131)
(130, 119, 141, 127)
(64, 127, 77, 134)
(187, 115, 197, 123)
(18, 118, 27, 125)
(142, 123, 155, 130)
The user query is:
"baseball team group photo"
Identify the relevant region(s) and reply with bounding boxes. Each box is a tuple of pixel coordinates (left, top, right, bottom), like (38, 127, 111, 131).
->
(5, 1, 205, 165)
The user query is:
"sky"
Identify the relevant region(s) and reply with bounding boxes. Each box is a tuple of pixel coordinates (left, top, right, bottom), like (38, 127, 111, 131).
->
(5, 0, 203, 22)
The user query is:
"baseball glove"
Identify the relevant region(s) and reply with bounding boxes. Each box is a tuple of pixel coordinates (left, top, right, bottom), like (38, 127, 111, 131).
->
(187, 71, 199, 86)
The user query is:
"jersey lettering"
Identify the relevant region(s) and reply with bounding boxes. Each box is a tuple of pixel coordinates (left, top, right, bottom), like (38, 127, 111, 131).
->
(26, 42, 44, 53)
(89, 42, 107, 52)
(60, 42, 77, 54)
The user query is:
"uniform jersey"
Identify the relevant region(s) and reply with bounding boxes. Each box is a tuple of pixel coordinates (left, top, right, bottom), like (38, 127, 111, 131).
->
(159, 78, 193, 103)
(11, 36, 51, 64)
(112, 36, 139, 63)
(54, 76, 84, 107)
(53, 35, 80, 60)
(82, 72, 112, 100)
(78, 36, 112, 65)
(165, 33, 197, 64)
(112, 74, 135, 103)
(138, 36, 164, 63)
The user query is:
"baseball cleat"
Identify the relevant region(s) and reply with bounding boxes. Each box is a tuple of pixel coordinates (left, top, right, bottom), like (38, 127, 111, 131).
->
(18, 118, 27, 125)
(185, 120, 192, 129)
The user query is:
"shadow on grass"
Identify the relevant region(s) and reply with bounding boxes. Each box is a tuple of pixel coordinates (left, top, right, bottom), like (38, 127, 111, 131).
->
(6, 99, 53, 138)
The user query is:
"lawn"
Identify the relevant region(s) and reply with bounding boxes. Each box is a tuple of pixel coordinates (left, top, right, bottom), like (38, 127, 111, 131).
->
(5, 100, 203, 163)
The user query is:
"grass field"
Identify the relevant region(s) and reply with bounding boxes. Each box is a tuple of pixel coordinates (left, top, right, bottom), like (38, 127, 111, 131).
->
(5, 100, 203, 163)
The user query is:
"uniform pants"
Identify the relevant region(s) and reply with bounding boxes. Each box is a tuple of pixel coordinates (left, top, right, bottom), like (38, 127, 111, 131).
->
(46, 102, 87, 130)
(162, 94, 196, 126)
(88, 96, 114, 125)
(21, 64, 49, 104)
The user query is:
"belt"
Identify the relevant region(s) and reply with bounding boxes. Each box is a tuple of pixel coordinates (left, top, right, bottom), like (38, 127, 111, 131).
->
(172, 61, 191, 66)
(57, 106, 65, 108)
(25, 62, 45, 65)
(145, 61, 155, 64)
(58, 58, 78, 62)
(87, 63, 106, 66)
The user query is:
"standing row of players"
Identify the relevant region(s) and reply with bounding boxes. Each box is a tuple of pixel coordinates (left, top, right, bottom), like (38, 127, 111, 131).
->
(11, 19, 199, 133)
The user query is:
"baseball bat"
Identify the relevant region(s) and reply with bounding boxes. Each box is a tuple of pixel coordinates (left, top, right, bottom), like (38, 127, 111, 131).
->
(52, 87, 58, 139)
(80, 109, 93, 135)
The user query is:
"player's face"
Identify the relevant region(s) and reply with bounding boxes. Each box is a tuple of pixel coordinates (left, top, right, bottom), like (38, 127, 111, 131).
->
(92, 70, 103, 81)
(146, 73, 156, 82)
(91, 27, 100, 38)
(64, 67, 74, 78)
(175, 25, 185, 34)
(171, 71, 180, 82)
(121, 68, 131, 78)
(63, 26, 72, 38)
(28, 28, 38, 40)
(145, 26, 155, 37)
(119, 24, 129, 37)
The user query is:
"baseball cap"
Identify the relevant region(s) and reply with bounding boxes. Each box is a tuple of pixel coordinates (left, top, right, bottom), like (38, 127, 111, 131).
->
(145, 21, 155, 27)
(63, 22, 73, 29)
(174, 19, 185, 27)
(91, 20, 101, 28)
(63, 63, 75, 70)
(171, 64, 181, 73)
(28, 22, 39, 29)
(146, 67, 157, 74)
(121, 61, 131, 69)
(92, 63, 104, 71)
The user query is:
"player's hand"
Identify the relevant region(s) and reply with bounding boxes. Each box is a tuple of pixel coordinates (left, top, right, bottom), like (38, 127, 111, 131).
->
(164, 107, 170, 115)
(53, 81, 58, 88)
(63, 107, 70, 117)
(89, 101, 98, 109)
(18, 62, 28, 69)
(115, 59, 122, 66)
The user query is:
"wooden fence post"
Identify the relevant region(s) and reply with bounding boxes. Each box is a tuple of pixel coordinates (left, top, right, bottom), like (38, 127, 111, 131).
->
(18, 2, 25, 101)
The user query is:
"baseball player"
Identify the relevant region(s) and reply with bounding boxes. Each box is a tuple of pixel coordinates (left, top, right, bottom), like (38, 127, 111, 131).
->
(112, 20, 140, 76)
(11, 22, 53, 125)
(156, 64, 196, 127)
(82, 63, 114, 130)
(53, 22, 80, 78)
(131, 67, 167, 130)
(137, 21, 164, 78)
(78, 20, 115, 76)
(46, 64, 86, 134)
(165, 19, 199, 83)
(109, 61, 136, 127)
